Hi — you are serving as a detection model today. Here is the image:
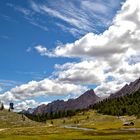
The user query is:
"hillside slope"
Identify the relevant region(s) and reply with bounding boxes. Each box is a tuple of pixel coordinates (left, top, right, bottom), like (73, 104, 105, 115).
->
(1, 110, 140, 140)
(0, 110, 39, 128)
(93, 90, 140, 117)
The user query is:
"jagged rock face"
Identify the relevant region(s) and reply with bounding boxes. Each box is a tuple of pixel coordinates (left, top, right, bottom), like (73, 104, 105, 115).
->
(33, 89, 100, 115)
(74, 89, 100, 109)
(110, 78, 140, 98)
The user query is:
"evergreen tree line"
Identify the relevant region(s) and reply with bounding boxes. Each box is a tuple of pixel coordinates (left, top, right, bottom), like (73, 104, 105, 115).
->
(92, 90, 140, 117)
(25, 109, 77, 122)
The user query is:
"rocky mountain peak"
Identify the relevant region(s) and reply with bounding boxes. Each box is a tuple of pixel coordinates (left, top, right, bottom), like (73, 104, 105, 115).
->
(85, 89, 95, 95)
(32, 89, 100, 115)
(109, 77, 140, 98)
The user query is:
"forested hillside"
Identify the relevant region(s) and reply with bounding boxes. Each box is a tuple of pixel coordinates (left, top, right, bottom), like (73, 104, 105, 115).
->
(93, 90, 140, 117)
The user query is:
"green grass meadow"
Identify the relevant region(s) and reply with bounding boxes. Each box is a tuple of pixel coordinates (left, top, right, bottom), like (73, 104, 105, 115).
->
(0, 110, 140, 139)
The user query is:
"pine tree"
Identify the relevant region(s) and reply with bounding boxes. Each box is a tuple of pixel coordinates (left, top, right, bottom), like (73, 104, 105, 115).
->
(0, 102, 4, 110)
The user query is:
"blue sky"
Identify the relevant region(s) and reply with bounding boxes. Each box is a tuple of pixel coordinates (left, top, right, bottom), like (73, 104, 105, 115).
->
(0, 0, 124, 90)
(1, 0, 140, 110)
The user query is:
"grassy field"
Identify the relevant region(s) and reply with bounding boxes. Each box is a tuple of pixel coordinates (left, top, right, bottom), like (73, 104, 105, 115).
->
(0, 110, 140, 139)
(0, 110, 40, 128)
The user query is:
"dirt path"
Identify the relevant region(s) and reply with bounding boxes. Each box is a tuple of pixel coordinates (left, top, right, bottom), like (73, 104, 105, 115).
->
(61, 125, 95, 131)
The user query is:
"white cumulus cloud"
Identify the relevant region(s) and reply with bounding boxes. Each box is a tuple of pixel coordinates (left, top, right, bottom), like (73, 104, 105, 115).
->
(46, 0, 140, 59)
(0, 79, 87, 103)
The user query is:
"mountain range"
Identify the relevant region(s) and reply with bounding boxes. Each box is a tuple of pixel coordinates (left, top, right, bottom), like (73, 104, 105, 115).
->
(109, 78, 140, 99)
(24, 78, 140, 116)
(33, 89, 100, 115)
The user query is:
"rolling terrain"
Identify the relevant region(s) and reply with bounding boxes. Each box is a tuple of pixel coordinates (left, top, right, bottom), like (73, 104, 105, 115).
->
(0, 110, 39, 128)
(1, 109, 140, 139)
